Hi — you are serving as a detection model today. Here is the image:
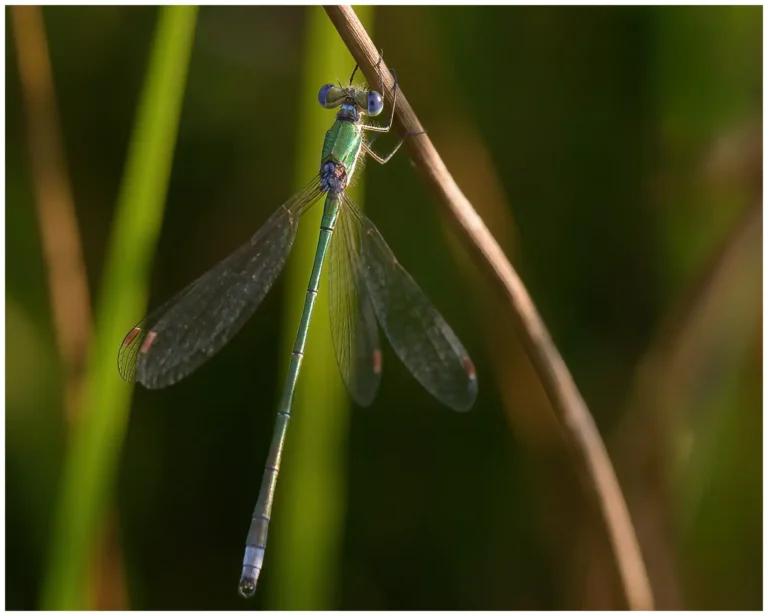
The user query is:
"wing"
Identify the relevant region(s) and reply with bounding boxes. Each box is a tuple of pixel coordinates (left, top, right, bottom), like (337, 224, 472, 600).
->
(328, 199, 382, 406)
(343, 194, 477, 412)
(118, 176, 325, 389)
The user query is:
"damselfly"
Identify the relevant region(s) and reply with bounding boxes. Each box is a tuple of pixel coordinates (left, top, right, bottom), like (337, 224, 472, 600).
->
(118, 58, 477, 597)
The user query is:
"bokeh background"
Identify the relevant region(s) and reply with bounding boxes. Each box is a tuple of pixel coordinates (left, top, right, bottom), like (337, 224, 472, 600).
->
(6, 5, 762, 610)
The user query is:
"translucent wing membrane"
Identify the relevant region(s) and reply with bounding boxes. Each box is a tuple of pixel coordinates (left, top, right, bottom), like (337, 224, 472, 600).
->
(118, 176, 326, 389)
(341, 194, 477, 412)
(328, 202, 382, 406)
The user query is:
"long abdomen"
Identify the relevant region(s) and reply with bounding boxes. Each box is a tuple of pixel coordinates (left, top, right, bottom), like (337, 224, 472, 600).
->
(238, 193, 341, 597)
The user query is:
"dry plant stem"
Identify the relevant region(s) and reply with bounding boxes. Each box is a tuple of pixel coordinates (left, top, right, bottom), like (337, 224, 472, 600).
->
(11, 6, 93, 419)
(324, 6, 654, 611)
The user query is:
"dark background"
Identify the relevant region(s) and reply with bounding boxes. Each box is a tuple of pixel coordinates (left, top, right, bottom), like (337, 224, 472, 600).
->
(6, 5, 762, 610)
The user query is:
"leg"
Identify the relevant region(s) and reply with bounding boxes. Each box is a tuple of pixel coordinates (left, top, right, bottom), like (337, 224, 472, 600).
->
(348, 49, 381, 88)
(348, 62, 359, 85)
(359, 61, 399, 133)
(363, 129, 426, 165)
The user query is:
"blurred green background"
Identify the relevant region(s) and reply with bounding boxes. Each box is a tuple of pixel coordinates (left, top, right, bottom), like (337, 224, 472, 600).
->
(6, 5, 762, 610)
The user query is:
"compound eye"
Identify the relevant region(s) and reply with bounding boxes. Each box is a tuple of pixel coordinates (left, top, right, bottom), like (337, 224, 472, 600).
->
(367, 90, 384, 116)
(318, 84, 343, 108)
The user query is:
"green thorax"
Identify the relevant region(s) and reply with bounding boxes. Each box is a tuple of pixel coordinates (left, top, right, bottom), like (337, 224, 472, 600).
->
(321, 119, 363, 183)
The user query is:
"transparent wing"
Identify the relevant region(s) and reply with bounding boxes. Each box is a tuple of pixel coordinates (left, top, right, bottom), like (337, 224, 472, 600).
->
(118, 176, 325, 389)
(328, 200, 382, 406)
(343, 194, 477, 412)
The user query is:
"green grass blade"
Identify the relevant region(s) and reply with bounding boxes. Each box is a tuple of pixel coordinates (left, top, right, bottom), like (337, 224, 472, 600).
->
(40, 7, 198, 609)
(266, 5, 373, 610)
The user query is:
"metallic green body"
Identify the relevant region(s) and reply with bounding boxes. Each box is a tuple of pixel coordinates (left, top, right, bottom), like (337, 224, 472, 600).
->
(117, 67, 473, 600)
(322, 119, 364, 179)
(240, 119, 363, 595)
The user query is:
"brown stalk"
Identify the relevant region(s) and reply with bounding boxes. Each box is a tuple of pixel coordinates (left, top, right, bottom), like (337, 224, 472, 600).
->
(323, 5, 654, 610)
(11, 6, 92, 419)
(11, 7, 127, 609)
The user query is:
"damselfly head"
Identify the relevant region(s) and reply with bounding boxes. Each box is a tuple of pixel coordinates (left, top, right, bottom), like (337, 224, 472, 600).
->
(317, 84, 383, 117)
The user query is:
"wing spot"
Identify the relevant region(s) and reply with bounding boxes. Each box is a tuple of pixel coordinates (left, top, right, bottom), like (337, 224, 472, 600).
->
(463, 356, 477, 380)
(141, 331, 158, 354)
(372, 349, 383, 374)
(123, 327, 141, 347)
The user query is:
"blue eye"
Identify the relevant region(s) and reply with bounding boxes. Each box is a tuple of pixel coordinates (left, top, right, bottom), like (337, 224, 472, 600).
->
(367, 91, 383, 116)
(318, 83, 335, 108)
